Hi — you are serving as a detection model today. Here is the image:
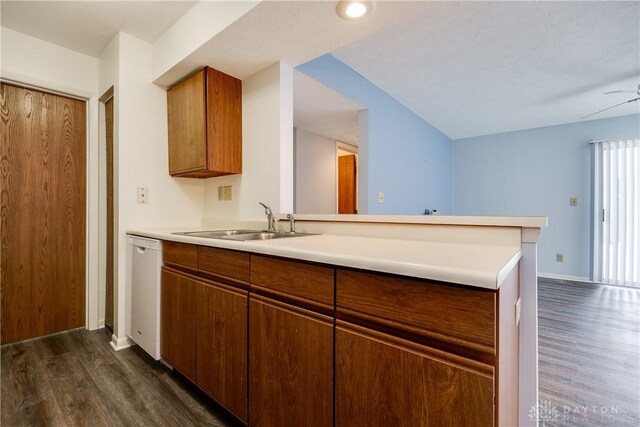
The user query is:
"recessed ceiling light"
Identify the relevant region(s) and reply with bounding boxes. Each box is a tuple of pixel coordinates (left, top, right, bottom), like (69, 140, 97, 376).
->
(336, 1, 376, 21)
(346, 2, 367, 18)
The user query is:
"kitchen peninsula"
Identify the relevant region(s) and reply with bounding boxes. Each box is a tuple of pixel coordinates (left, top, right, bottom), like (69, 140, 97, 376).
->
(128, 214, 546, 427)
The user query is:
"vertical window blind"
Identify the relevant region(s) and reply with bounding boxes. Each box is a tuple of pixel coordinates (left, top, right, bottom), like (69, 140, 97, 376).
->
(594, 138, 639, 287)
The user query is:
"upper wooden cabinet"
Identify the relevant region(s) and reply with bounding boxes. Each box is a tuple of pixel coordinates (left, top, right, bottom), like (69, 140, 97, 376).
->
(167, 67, 242, 178)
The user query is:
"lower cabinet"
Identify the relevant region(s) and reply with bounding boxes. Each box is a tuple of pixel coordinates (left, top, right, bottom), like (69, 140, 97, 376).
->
(196, 280, 248, 421)
(160, 245, 513, 427)
(161, 267, 197, 380)
(335, 324, 495, 427)
(161, 266, 248, 423)
(249, 296, 333, 427)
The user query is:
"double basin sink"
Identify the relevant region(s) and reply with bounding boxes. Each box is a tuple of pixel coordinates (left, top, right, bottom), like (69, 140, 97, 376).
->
(172, 229, 313, 241)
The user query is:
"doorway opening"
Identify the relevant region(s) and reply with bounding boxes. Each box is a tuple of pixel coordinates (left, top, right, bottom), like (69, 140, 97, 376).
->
(337, 142, 358, 214)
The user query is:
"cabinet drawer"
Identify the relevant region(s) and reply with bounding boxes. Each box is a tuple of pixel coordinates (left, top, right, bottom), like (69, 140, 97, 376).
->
(251, 256, 334, 308)
(199, 246, 250, 283)
(163, 241, 197, 269)
(336, 269, 496, 350)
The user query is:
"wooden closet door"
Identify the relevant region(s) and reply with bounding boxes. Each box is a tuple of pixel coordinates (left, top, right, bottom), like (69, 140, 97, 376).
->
(338, 154, 356, 214)
(0, 83, 86, 344)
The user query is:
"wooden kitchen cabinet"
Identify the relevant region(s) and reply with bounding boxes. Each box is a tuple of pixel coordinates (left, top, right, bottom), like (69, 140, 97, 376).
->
(335, 322, 494, 427)
(335, 267, 520, 427)
(249, 295, 333, 427)
(161, 267, 197, 380)
(167, 67, 242, 178)
(159, 240, 519, 427)
(196, 279, 248, 422)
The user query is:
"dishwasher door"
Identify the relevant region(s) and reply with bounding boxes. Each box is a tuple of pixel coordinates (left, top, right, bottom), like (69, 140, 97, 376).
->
(126, 236, 162, 360)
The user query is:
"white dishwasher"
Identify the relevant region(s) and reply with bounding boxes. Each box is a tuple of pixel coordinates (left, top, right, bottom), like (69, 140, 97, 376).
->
(126, 235, 162, 360)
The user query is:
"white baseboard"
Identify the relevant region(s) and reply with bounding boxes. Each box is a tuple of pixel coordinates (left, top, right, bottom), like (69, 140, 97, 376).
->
(98, 319, 105, 329)
(110, 334, 134, 351)
(538, 273, 594, 283)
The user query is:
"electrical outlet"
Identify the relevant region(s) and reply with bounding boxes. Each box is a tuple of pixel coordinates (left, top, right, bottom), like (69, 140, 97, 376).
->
(556, 253, 564, 262)
(570, 197, 578, 207)
(137, 187, 148, 204)
(223, 185, 232, 201)
(218, 186, 224, 201)
(377, 192, 384, 204)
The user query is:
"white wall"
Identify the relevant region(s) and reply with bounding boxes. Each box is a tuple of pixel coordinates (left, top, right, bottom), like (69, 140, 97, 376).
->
(97, 33, 120, 327)
(152, 1, 260, 86)
(204, 62, 294, 220)
(295, 128, 336, 214)
(104, 32, 205, 347)
(1, 27, 98, 97)
(1, 27, 103, 330)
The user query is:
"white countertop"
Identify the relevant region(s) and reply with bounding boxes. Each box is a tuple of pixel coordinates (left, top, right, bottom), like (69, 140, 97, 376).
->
(128, 228, 522, 290)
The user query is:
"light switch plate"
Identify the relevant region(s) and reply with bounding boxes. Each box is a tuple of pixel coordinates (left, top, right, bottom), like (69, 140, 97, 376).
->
(218, 186, 224, 201)
(377, 192, 384, 204)
(570, 197, 578, 207)
(137, 187, 148, 204)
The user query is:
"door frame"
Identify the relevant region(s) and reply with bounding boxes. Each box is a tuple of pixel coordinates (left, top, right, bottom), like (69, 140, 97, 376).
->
(1, 76, 102, 332)
(100, 87, 114, 329)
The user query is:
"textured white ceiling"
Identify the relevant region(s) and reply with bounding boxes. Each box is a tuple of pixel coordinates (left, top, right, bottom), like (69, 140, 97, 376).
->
(154, 0, 433, 85)
(0, 1, 196, 57)
(332, 1, 640, 139)
(5, 1, 637, 138)
(294, 70, 361, 146)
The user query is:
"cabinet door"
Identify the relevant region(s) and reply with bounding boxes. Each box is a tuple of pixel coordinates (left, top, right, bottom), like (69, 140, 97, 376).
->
(167, 69, 207, 175)
(196, 281, 248, 422)
(160, 268, 197, 380)
(336, 325, 494, 427)
(205, 67, 242, 174)
(249, 296, 333, 427)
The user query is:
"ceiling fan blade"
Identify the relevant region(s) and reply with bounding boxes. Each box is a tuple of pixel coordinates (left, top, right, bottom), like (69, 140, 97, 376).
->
(582, 97, 640, 120)
(604, 90, 637, 94)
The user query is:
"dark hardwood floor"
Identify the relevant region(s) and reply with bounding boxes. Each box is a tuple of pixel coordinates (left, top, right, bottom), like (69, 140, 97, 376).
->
(1, 328, 239, 427)
(539, 278, 640, 427)
(1, 278, 638, 427)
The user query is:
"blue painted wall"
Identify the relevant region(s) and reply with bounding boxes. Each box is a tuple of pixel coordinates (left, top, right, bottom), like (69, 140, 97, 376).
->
(453, 114, 640, 279)
(297, 54, 452, 214)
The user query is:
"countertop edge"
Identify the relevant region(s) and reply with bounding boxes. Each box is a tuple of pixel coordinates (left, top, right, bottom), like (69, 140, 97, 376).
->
(248, 214, 548, 228)
(127, 228, 523, 291)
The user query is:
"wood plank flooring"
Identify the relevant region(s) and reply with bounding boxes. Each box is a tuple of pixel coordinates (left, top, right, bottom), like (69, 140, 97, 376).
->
(539, 278, 640, 427)
(1, 278, 638, 426)
(1, 328, 240, 427)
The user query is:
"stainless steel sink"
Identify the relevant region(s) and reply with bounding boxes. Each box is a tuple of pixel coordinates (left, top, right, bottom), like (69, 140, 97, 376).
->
(222, 231, 314, 241)
(172, 230, 314, 241)
(172, 229, 262, 238)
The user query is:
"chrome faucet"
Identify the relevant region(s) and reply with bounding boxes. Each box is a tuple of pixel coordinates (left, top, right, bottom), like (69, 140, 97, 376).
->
(286, 213, 295, 233)
(259, 202, 276, 232)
